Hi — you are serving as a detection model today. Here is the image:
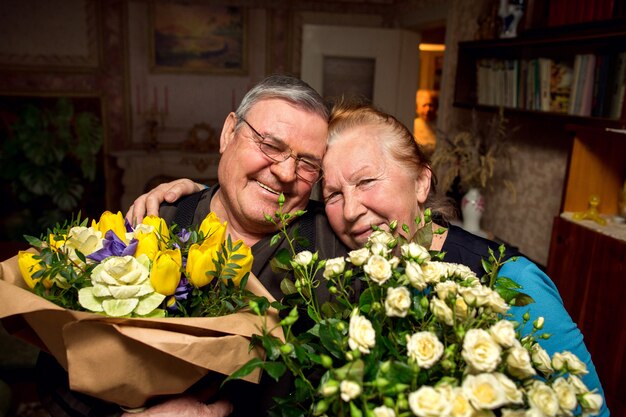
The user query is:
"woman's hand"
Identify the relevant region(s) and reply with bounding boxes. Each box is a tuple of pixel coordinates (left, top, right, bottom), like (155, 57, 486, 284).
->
(122, 397, 233, 417)
(125, 179, 205, 225)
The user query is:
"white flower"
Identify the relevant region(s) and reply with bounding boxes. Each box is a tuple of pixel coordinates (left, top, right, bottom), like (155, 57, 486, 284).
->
(323, 257, 346, 279)
(372, 405, 396, 417)
(405, 261, 427, 290)
(319, 380, 339, 396)
(493, 372, 523, 404)
(435, 281, 458, 301)
(462, 329, 502, 372)
(530, 343, 554, 375)
(370, 242, 390, 257)
(388, 256, 400, 269)
(462, 373, 507, 410)
(293, 251, 313, 266)
(384, 286, 412, 317)
(527, 381, 559, 417)
(486, 290, 509, 314)
(552, 351, 588, 375)
(448, 263, 476, 280)
(552, 377, 578, 412)
(63, 226, 103, 261)
(449, 387, 474, 417)
(406, 331, 444, 368)
(454, 297, 472, 321)
(340, 380, 361, 402)
(369, 230, 395, 246)
(489, 320, 516, 348)
(506, 345, 537, 379)
(408, 386, 451, 417)
(421, 261, 446, 284)
(458, 285, 491, 307)
(567, 375, 590, 394)
(430, 297, 454, 326)
(348, 311, 376, 354)
(400, 242, 430, 263)
(364, 255, 392, 285)
(347, 248, 370, 266)
(579, 391, 603, 415)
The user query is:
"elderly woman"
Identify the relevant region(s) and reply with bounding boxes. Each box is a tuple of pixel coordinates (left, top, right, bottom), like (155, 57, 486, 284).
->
(128, 102, 608, 416)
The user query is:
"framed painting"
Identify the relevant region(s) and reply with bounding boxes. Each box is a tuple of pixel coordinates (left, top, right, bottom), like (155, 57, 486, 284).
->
(150, 3, 247, 74)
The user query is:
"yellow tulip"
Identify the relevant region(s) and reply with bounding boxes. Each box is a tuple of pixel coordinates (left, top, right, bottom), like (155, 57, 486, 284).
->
(48, 233, 67, 250)
(18, 251, 51, 289)
(134, 231, 160, 261)
(92, 211, 127, 242)
(199, 213, 227, 247)
(150, 249, 182, 296)
(141, 215, 170, 241)
(225, 240, 254, 286)
(186, 241, 219, 288)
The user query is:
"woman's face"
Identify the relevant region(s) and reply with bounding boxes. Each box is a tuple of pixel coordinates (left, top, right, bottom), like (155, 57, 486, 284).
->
(322, 125, 431, 249)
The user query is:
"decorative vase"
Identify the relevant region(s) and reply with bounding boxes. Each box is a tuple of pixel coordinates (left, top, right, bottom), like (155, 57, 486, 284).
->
(461, 188, 485, 235)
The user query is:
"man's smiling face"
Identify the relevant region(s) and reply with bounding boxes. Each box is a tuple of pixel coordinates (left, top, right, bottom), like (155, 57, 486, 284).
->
(216, 98, 328, 235)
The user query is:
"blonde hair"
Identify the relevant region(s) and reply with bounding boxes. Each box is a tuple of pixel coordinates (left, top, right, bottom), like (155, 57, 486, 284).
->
(327, 99, 455, 220)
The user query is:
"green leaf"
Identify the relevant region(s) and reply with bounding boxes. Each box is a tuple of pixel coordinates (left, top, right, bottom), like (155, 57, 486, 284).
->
(319, 322, 344, 359)
(509, 292, 535, 306)
(262, 361, 287, 381)
(223, 357, 265, 383)
(280, 278, 298, 295)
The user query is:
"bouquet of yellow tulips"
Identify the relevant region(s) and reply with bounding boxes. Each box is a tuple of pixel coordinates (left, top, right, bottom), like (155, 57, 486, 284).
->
(0, 210, 281, 408)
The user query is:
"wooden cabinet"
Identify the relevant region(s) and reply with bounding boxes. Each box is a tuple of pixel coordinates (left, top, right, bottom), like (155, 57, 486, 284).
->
(547, 125, 626, 415)
(547, 216, 625, 416)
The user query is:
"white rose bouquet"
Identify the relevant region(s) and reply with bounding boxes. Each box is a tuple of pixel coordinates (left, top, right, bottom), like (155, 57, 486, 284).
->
(228, 200, 603, 417)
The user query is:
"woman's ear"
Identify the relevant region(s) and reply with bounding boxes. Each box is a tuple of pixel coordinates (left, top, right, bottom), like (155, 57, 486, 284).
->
(415, 167, 432, 204)
(219, 112, 238, 153)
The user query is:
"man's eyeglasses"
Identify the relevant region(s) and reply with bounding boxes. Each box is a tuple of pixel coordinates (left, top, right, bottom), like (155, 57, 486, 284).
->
(239, 117, 323, 184)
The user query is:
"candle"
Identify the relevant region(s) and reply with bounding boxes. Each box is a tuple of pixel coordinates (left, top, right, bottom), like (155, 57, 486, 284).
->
(164, 86, 169, 114)
(135, 84, 141, 115)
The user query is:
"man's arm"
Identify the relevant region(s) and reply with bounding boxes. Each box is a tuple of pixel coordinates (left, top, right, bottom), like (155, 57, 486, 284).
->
(125, 179, 205, 225)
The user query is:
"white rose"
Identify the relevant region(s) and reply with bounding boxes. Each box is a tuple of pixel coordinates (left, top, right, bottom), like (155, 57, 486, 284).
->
(405, 261, 427, 290)
(430, 297, 454, 326)
(373, 405, 396, 417)
(579, 391, 603, 415)
(493, 372, 523, 404)
(552, 377, 578, 412)
(369, 242, 390, 257)
(369, 230, 395, 246)
(527, 381, 559, 417)
(458, 285, 491, 307)
(449, 263, 476, 280)
(323, 257, 346, 279)
(406, 331, 444, 369)
(421, 261, 446, 284)
(408, 386, 451, 417)
(64, 226, 103, 260)
(435, 280, 458, 301)
(348, 247, 370, 266)
(340, 380, 361, 402)
(552, 351, 588, 375)
(462, 329, 502, 372)
(531, 343, 554, 375)
(449, 387, 474, 417)
(293, 250, 313, 266)
(364, 255, 392, 285)
(489, 320, 516, 348)
(454, 297, 473, 321)
(388, 256, 400, 269)
(486, 290, 509, 314)
(506, 345, 537, 379)
(384, 286, 412, 318)
(567, 375, 590, 394)
(400, 242, 430, 263)
(462, 373, 507, 410)
(348, 311, 376, 354)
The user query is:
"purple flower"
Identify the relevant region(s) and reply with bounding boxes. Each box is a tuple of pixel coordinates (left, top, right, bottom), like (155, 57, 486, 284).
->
(88, 230, 138, 262)
(166, 276, 193, 312)
(177, 228, 191, 243)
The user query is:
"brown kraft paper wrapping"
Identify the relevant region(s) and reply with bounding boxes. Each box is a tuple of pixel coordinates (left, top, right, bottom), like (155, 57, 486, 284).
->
(0, 253, 283, 408)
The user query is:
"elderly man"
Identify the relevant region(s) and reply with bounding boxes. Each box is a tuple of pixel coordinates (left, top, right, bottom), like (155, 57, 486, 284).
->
(38, 75, 347, 417)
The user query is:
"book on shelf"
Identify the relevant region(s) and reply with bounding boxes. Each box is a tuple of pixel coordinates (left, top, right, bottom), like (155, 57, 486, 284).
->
(550, 59, 574, 113)
(608, 51, 626, 119)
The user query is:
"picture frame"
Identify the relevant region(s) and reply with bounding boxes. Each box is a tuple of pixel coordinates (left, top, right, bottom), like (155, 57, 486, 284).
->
(150, 3, 247, 74)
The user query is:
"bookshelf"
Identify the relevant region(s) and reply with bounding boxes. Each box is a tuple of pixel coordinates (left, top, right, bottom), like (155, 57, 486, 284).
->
(454, 19, 626, 125)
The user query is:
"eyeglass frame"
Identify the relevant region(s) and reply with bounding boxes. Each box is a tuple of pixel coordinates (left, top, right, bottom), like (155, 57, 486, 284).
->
(237, 116, 324, 184)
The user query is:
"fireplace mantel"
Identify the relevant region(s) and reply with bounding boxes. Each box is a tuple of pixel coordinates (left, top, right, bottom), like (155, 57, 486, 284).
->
(112, 150, 219, 210)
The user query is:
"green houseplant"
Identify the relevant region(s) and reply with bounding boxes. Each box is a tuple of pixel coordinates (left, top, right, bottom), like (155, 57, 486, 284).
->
(0, 97, 104, 240)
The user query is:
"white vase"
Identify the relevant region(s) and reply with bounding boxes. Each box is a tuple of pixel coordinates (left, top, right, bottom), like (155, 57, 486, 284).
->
(461, 187, 485, 235)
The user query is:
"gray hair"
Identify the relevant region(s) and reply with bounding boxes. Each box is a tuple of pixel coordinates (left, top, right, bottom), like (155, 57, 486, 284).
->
(235, 75, 329, 124)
